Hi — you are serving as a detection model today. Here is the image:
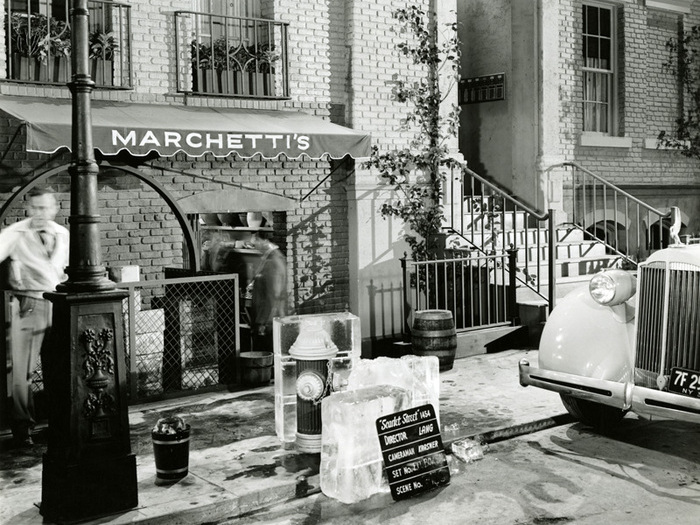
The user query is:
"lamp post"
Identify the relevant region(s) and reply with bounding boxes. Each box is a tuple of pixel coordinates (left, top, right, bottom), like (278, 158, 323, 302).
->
(40, 1, 138, 521)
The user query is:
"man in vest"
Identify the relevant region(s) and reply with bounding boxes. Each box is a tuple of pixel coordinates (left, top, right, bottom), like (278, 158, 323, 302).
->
(0, 187, 69, 447)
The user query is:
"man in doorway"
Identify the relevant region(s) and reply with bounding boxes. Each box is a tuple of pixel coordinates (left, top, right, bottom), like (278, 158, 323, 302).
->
(249, 231, 287, 353)
(0, 187, 69, 447)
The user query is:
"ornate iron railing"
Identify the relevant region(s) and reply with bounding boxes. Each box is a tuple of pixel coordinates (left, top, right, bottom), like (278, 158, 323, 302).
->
(4, 0, 132, 88)
(555, 161, 674, 266)
(175, 10, 289, 98)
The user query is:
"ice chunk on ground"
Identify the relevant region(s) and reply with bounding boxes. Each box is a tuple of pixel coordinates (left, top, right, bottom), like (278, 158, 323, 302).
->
(346, 355, 440, 422)
(320, 385, 411, 504)
(451, 437, 486, 463)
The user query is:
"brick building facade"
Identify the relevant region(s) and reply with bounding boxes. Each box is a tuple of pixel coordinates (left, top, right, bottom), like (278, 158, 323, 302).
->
(0, 0, 458, 356)
(459, 0, 700, 240)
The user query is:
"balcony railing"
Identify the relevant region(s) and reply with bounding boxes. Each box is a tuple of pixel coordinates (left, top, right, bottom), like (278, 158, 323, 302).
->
(4, 0, 132, 89)
(175, 10, 289, 98)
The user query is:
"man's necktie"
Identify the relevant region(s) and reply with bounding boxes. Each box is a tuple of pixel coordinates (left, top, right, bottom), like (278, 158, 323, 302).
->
(39, 230, 54, 255)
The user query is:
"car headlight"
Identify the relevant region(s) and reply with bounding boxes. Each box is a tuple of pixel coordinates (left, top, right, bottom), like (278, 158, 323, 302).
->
(589, 269, 636, 306)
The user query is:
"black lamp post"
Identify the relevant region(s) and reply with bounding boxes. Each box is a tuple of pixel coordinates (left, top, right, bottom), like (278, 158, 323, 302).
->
(40, 1, 138, 521)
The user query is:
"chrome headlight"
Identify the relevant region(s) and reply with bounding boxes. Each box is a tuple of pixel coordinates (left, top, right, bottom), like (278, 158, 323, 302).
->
(589, 269, 636, 306)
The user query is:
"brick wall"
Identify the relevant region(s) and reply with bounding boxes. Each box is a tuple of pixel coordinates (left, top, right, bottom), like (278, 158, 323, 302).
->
(0, 0, 355, 315)
(559, 0, 700, 191)
(344, 0, 436, 349)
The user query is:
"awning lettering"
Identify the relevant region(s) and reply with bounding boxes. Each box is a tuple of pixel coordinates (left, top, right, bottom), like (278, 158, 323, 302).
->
(111, 129, 311, 153)
(2, 97, 371, 159)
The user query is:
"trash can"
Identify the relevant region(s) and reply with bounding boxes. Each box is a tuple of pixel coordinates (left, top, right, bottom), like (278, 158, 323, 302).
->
(152, 417, 191, 482)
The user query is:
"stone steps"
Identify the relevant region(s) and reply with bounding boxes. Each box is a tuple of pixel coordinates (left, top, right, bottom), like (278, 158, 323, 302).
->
(447, 213, 618, 347)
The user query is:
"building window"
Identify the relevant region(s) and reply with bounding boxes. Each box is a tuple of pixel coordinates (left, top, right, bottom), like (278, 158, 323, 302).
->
(5, 0, 132, 88)
(178, 0, 289, 98)
(194, 0, 260, 41)
(582, 3, 615, 134)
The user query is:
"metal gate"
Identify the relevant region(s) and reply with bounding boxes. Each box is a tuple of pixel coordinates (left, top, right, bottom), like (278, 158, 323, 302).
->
(120, 273, 241, 402)
(1, 273, 241, 423)
(401, 249, 519, 336)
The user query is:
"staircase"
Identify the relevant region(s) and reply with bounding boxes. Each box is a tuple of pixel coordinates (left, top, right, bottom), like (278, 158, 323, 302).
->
(446, 202, 622, 345)
(443, 162, 672, 347)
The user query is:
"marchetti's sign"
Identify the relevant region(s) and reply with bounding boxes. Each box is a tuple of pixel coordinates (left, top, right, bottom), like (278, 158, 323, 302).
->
(110, 129, 312, 156)
(1, 96, 371, 160)
(376, 404, 450, 501)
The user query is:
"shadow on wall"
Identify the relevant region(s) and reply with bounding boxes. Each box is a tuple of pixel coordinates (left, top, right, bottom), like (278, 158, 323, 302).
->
(288, 160, 353, 315)
(460, 104, 489, 178)
(361, 239, 409, 357)
(289, 205, 344, 315)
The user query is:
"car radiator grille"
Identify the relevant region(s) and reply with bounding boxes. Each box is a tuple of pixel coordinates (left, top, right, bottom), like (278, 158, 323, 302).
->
(635, 261, 700, 389)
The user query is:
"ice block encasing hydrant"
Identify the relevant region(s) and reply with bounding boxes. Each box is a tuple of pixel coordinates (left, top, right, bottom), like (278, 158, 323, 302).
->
(289, 318, 338, 453)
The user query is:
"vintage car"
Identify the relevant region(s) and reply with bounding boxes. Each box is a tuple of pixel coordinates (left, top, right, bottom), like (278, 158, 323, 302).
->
(519, 209, 700, 430)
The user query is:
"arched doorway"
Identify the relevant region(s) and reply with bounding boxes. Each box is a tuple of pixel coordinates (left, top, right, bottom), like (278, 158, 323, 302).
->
(0, 162, 200, 272)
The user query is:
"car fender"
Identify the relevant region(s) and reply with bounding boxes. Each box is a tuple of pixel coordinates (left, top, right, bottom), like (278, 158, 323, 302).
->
(538, 285, 635, 382)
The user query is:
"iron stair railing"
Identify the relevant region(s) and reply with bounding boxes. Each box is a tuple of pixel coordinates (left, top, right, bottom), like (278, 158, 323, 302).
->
(553, 161, 674, 267)
(445, 164, 556, 311)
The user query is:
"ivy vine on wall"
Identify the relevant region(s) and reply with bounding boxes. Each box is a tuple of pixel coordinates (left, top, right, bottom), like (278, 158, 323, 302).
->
(659, 25, 700, 157)
(363, 6, 463, 261)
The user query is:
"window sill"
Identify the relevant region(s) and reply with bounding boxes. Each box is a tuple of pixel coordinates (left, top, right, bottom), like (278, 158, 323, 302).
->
(579, 134, 632, 148)
(643, 137, 690, 150)
(645, 0, 692, 15)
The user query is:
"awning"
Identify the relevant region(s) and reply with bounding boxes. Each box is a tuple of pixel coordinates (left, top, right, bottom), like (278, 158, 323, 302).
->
(0, 96, 371, 160)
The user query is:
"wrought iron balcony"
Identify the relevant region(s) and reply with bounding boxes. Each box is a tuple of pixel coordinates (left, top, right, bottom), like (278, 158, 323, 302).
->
(175, 10, 289, 99)
(4, 0, 132, 88)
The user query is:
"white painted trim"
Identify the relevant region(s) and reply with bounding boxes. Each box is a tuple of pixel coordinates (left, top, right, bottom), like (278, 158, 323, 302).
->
(643, 137, 691, 149)
(579, 133, 633, 148)
(646, 0, 692, 14)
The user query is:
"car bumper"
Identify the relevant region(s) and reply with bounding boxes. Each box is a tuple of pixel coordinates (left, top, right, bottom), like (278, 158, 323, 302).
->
(519, 358, 700, 424)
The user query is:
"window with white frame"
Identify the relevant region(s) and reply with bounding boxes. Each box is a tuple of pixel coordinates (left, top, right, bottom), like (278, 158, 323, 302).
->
(194, 0, 261, 41)
(582, 3, 615, 134)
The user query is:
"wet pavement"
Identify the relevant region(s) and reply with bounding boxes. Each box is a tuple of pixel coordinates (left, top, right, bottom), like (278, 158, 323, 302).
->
(0, 349, 568, 525)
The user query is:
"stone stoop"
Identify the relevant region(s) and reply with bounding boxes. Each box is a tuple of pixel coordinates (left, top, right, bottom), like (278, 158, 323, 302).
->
(455, 324, 530, 359)
(447, 213, 616, 348)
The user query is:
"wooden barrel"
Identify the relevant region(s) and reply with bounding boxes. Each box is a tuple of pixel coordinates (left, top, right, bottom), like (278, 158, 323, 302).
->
(240, 351, 274, 386)
(411, 310, 457, 372)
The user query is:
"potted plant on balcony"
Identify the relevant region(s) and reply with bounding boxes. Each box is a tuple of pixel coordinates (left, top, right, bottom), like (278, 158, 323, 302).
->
(212, 37, 246, 95)
(89, 28, 118, 85)
(8, 13, 48, 81)
(233, 45, 255, 95)
(254, 45, 279, 97)
(47, 17, 71, 82)
(191, 39, 213, 93)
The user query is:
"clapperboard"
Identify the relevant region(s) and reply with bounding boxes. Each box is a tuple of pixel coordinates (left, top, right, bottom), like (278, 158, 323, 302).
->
(376, 404, 450, 501)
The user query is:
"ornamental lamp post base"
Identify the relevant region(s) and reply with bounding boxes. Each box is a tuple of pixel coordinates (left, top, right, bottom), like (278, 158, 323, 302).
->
(41, 452, 137, 523)
(40, 290, 138, 523)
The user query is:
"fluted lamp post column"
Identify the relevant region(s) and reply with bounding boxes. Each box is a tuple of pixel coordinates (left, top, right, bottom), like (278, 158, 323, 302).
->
(40, 1, 138, 521)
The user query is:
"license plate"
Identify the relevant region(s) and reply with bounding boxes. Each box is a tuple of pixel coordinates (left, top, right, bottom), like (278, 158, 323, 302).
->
(668, 367, 700, 399)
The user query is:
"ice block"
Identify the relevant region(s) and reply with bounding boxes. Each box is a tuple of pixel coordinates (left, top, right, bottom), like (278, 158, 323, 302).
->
(346, 355, 440, 423)
(320, 385, 411, 504)
(273, 312, 361, 444)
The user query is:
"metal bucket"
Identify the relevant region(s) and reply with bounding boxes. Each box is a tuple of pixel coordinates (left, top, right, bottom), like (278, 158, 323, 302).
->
(152, 425, 191, 481)
(411, 310, 457, 372)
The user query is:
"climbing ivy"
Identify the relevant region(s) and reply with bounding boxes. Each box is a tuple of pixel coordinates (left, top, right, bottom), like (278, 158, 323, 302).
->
(659, 26, 700, 157)
(363, 6, 462, 261)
